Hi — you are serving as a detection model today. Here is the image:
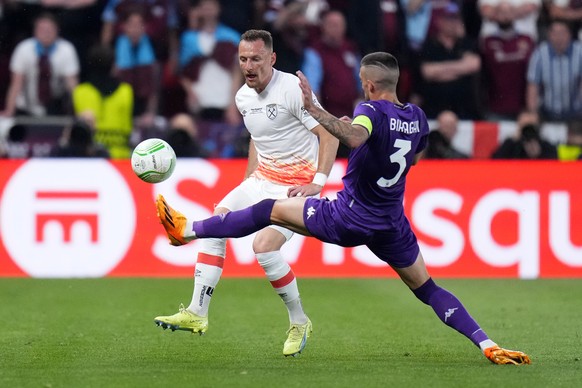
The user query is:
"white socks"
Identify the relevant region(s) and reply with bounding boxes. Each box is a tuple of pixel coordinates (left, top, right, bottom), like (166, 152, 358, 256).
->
(479, 339, 497, 352)
(187, 252, 224, 316)
(256, 251, 308, 325)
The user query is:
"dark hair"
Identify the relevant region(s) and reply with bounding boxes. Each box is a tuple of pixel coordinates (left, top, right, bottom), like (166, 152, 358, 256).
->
(361, 52, 399, 71)
(360, 52, 400, 91)
(240, 29, 273, 51)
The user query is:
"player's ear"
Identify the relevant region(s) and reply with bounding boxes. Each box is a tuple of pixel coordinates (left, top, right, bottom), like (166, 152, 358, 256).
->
(367, 79, 376, 94)
(271, 52, 276, 66)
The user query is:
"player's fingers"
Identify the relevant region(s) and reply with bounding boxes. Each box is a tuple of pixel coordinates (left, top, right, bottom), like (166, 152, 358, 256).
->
(287, 187, 299, 197)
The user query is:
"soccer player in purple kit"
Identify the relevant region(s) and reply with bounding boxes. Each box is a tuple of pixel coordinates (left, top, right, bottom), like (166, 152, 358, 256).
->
(155, 52, 531, 365)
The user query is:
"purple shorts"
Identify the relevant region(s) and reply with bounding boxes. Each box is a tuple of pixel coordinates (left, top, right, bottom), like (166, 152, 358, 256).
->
(303, 197, 419, 268)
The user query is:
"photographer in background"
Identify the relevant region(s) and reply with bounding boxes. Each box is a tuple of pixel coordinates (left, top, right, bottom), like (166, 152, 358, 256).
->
(491, 111, 557, 159)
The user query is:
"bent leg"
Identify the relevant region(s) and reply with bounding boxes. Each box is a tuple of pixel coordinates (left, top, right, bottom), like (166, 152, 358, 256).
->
(393, 252, 490, 348)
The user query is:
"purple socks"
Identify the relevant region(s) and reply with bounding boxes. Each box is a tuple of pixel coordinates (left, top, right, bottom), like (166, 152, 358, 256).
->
(192, 198, 276, 238)
(413, 278, 489, 347)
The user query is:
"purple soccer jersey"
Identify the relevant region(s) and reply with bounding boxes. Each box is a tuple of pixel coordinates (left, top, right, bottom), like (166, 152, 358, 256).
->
(340, 100, 429, 228)
(303, 100, 429, 267)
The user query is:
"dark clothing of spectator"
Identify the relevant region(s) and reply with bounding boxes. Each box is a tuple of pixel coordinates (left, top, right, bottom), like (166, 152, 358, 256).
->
(50, 122, 110, 158)
(310, 39, 360, 119)
(166, 128, 206, 158)
(481, 30, 534, 119)
(491, 125, 558, 159)
(425, 130, 469, 159)
(419, 36, 482, 119)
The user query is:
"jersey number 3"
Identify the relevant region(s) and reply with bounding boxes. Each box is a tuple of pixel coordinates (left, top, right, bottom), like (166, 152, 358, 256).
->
(377, 139, 411, 188)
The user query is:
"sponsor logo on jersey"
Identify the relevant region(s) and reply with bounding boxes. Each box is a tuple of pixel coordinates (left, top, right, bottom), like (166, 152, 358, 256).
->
(266, 103, 278, 120)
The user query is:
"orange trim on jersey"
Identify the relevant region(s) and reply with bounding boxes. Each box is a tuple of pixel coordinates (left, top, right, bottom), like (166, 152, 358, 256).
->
(253, 156, 316, 186)
(270, 270, 295, 288)
(197, 252, 225, 268)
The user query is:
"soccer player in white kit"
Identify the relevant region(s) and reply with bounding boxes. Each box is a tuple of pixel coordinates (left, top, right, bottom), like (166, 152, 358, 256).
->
(154, 29, 339, 357)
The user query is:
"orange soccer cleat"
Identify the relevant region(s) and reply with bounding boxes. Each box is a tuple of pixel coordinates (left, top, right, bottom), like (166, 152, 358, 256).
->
(156, 194, 188, 246)
(484, 345, 531, 365)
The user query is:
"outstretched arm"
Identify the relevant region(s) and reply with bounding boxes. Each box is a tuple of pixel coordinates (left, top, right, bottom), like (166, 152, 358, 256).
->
(297, 71, 369, 149)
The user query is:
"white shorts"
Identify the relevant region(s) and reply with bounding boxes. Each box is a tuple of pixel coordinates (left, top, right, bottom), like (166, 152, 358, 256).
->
(217, 176, 295, 240)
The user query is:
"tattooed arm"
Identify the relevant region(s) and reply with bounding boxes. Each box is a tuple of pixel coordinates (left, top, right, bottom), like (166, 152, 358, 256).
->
(297, 71, 370, 149)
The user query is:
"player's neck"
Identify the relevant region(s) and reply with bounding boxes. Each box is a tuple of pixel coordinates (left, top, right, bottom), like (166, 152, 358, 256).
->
(371, 91, 400, 105)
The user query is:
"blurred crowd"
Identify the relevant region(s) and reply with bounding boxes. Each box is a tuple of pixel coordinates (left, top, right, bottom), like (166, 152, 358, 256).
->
(0, 0, 581, 160)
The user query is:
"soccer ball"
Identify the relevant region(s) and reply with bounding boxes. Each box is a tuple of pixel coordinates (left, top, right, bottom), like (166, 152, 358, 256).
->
(131, 138, 176, 183)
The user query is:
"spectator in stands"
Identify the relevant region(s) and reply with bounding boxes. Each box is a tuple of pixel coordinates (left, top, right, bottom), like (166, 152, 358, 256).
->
(37, 1, 102, 81)
(379, 0, 407, 55)
(526, 19, 582, 122)
(114, 10, 159, 128)
(0, 12, 79, 117)
(557, 120, 582, 160)
(425, 110, 469, 159)
(480, 2, 535, 121)
(179, 0, 241, 124)
(73, 45, 134, 159)
(418, 2, 482, 119)
(379, 0, 413, 101)
(309, 10, 361, 119)
(165, 113, 207, 157)
(401, 0, 434, 52)
(268, 1, 320, 82)
(50, 120, 110, 158)
(549, 0, 582, 41)
(308, 9, 361, 158)
(101, 0, 179, 63)
(478, 0, 541, 41)
(491, 110, 558, 159)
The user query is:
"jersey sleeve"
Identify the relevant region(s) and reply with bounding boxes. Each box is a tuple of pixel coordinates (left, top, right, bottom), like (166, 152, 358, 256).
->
(352, 102, 379, 135)
(286, 75, 321, 131)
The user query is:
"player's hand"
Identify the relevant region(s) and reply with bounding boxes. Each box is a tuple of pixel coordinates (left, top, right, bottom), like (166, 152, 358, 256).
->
(339, 115, 352, 123)
(296, 70, 314, 113)
(287, 183, 322, 198)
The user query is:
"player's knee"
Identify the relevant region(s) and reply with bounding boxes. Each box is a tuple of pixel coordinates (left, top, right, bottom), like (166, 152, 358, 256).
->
(252, 239, 279, 254)
(213, 206, 229, 216)
(252, 227, 286, 253)
(252, 235, 283, 253)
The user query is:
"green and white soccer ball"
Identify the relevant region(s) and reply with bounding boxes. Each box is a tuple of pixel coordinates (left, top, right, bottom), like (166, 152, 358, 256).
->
(131, 138, 176, 183)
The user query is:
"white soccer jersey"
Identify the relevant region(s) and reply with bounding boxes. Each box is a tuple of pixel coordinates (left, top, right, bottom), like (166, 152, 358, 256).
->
(235, 69, 322, 186)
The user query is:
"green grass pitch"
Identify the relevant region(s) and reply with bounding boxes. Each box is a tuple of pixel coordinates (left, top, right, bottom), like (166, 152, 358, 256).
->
(1, 278, 581, 387)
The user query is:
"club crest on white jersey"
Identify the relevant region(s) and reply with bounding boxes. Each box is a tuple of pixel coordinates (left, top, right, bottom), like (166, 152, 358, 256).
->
(266, 103, 278, 120)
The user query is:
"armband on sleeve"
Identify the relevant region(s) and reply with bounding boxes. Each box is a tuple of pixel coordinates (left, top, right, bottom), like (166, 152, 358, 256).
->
(352, 115, 373, 135)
